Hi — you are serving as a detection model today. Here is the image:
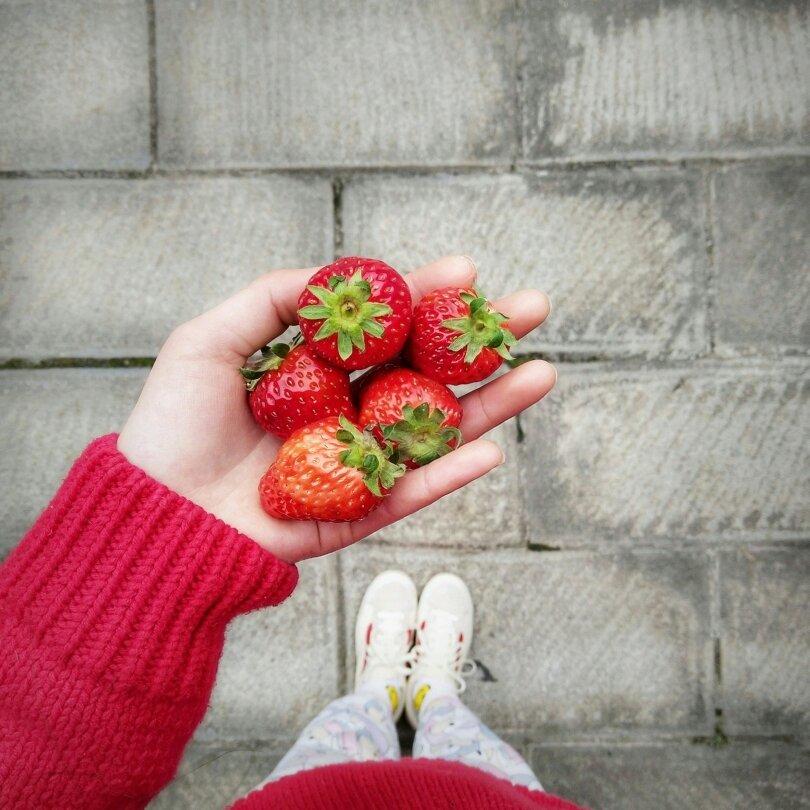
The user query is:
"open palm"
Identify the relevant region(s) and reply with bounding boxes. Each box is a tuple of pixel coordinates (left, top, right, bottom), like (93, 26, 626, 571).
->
(118, 256, 555, 563)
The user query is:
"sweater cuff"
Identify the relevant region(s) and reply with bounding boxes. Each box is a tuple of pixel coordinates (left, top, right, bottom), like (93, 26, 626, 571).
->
(0, 434, 298, 696)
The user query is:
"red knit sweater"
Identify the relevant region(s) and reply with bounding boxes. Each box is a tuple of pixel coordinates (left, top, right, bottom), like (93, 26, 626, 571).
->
(0, 436, 583, 810)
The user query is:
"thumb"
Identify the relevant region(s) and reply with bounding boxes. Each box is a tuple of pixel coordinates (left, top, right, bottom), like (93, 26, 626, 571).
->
(179, 267, 318, 361)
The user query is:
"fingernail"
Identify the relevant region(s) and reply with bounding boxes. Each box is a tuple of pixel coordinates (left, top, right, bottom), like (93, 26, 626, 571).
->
(460, 255, 478, 277)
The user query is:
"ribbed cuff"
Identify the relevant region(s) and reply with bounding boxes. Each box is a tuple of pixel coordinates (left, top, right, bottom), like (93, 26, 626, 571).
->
(0, 435, 298, 696)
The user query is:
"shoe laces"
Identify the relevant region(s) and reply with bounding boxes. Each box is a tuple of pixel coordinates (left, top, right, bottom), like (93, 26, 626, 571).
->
(412, 609, 476, 695)
(363, 610, 415, 680)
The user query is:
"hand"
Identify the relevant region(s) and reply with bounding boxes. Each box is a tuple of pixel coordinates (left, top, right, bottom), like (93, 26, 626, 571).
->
(118, 256, 555, 563)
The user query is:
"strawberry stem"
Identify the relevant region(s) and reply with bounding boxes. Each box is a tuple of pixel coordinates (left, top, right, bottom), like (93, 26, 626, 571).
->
(442, 289, 516, 364)
(298, 270, 392, 361)
(336, 414, 405, 497)
(239, 334, 301, 391)
(382, 403, 462, 466)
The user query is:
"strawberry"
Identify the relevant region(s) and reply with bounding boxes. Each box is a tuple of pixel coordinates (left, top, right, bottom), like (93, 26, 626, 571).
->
(358, 366, 462, 467)
(260, 415, 406, 522)
(297, 257, 412, 371)
(407, 287, 516, 384)
(240, 340, 356, 439)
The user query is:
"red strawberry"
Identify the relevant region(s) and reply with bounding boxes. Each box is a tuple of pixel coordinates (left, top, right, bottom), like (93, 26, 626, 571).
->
(358, 366, 463, 467)
(407, 287, 516, 384)
(260, 415, 406, 522)
(297, 257, 412, 371)
(240, 340, 356, 439)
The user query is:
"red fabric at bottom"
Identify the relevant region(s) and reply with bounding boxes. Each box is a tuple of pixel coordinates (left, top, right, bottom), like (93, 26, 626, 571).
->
(231, 758, 586, 810)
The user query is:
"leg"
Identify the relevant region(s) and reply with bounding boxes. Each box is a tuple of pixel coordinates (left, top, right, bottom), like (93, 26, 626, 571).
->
(258, 570, 417, 786)
(407, 573, 542, 790)
(414, 692, 543, 791)
(257, 682, 399, 786)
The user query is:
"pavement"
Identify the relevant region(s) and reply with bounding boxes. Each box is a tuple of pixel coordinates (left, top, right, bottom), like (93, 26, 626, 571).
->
(1, 2, 808, 807)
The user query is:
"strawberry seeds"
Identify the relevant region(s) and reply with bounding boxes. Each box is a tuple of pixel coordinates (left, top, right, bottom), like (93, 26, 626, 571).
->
(240, 257, 517, 522)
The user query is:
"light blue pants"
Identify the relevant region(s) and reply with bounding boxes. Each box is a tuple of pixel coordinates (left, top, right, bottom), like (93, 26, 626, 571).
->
(259, 683, 542, 792)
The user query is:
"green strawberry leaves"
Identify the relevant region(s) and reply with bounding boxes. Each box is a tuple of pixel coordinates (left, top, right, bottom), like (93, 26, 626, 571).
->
(336, 415, 405, 497)
(298, 270, 392, 361)
(382, 403, 462, 467)
(239, 334, 301, 391)
(443, 289, 517, 364)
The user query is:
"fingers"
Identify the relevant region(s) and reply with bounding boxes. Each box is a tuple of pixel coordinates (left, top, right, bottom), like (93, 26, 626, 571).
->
(493, 288, 551, 339)
(404, 255, 477, 303)
(404, 259, 552, 341)
(459, 360, 556, 440)
(169, 255, 547, 368)
(173, 255, 477, 362)
(349, 439, 504, 540)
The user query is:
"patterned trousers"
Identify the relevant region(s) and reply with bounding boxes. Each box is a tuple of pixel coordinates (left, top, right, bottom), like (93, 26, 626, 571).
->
(257, 683, 542, 792)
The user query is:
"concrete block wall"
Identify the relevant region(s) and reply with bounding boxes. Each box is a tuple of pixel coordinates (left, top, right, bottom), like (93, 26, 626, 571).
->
(1, 2, 808, 807)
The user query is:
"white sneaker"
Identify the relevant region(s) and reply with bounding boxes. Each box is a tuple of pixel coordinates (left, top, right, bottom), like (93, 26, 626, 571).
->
(354, 570, 417, 721)
(405, 573, 476, 728)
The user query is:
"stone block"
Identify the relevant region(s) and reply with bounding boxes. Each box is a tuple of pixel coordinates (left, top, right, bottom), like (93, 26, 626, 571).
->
(532, 742, 810, 810)
(341, 171, 708, 358)
(713, 163, 809, 352)
(155, 0, 517, 167)
(0, 368, 148, 557)
(340, 546, 712, 734)
(522, 1, 810, 160)
(720, 546, 810, 734)
(0, 0, 149, 169)
(0, 177, 332, 358)
(518, 361, 810, 547)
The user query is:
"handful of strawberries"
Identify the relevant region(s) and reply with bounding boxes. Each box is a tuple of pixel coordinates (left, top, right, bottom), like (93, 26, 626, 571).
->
(240, 257, 518, 523)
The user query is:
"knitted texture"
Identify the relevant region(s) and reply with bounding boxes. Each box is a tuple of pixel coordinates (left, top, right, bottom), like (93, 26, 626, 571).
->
(0, 436, 584, 810)
(233, 759, 585, 809)
(0, 435, 298, 809)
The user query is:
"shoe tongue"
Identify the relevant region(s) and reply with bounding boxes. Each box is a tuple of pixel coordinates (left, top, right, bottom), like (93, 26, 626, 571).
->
(415, 617, 461, 684)
(427, 607, 457, 625)
(423, 609, 458, 649)
(368, 611, 408, 666)
(375, 610, 406, 639)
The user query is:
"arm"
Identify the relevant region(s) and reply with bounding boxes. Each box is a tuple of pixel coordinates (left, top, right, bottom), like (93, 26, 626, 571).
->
(0, 436, 297, 808)
(0, 256, 554, 808)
